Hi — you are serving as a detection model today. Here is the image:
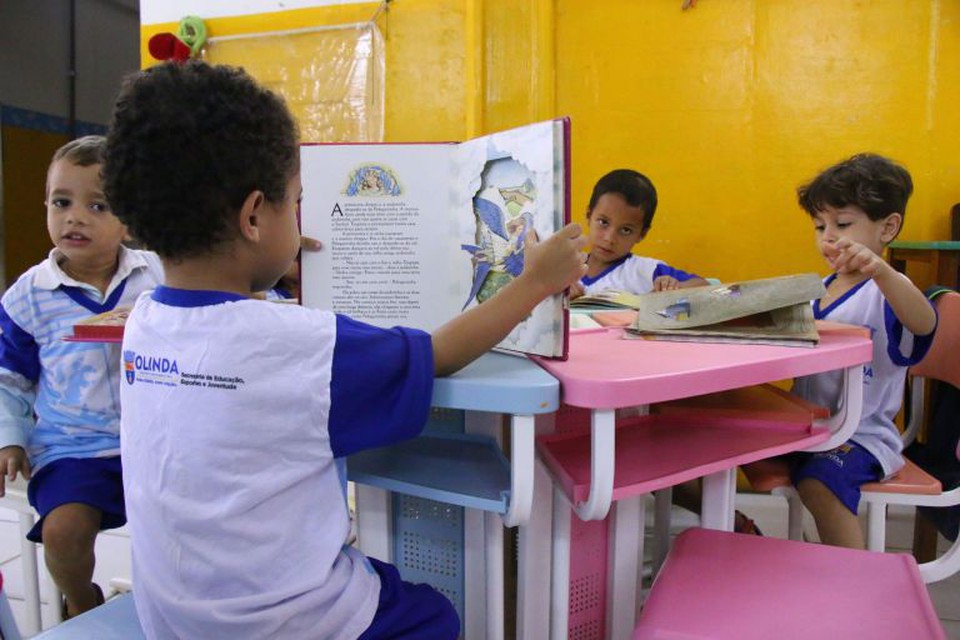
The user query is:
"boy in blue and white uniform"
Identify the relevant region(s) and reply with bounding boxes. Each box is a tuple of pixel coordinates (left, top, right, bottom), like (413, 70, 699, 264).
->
(571, 169, 708, 298)
(790, 153, 937, 549)
(104, 61, 587, 640)
(0, 136, 163, 617)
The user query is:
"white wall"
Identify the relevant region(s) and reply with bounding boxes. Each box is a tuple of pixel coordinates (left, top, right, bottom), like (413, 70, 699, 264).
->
(0, 0, 140, 126)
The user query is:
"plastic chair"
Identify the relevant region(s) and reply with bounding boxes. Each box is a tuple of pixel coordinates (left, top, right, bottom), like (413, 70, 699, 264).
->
(0, 478, 63, 635)
(633, 527, 946, 640)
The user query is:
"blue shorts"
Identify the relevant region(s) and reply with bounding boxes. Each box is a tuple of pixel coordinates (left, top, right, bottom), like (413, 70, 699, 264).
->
(359, 558, 460, 640)
(26, 457, 126, 543)
(790, 442, 883, 515)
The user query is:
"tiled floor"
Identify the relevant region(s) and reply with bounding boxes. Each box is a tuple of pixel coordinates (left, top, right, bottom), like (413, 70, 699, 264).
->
(0, 494, 957, 637)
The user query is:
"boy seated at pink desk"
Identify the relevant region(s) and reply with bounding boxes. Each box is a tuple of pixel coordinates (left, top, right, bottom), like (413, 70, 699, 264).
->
(103, 60, 587, 640)
(789, 153, 936, 549)
(569, 168, 709, 299)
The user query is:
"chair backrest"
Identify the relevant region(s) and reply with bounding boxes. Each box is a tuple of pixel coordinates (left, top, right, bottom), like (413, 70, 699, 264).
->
(911, 291, 960, 388)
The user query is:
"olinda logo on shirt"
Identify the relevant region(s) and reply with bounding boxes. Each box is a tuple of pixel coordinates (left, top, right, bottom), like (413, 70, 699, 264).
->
(122, 350, 180, 385)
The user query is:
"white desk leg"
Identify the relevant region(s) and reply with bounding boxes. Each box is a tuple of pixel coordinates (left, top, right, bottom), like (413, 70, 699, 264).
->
(518, 451, 554, 640)
(465, 411, 501, 640)
(355, 484, 392, 561)
(550, 487, 571, 640)
(607, 495, 644, 640)
(652, 488, 672, 577)
(700, 468, 736, 531)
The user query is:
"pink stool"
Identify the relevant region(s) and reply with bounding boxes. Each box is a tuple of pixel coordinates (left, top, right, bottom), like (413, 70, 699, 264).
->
(634, 527, 945, 639)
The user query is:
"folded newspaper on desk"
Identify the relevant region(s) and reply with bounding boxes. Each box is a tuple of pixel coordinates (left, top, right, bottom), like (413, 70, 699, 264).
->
(625, 273, 826, 347)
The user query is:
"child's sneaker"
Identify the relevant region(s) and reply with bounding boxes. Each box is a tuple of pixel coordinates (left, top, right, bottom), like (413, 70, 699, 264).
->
(734, 510, 763, 536)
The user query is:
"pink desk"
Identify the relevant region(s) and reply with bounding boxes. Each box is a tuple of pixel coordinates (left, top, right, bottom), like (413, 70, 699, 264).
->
(530, 323, 873, 640)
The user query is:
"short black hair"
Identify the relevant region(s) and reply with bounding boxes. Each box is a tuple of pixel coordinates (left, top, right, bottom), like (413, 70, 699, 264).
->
(587, 169, 658, 230)
(103, 61, 299, 259)
(47, 135, 105, 196)
(797, 153, 913, 222)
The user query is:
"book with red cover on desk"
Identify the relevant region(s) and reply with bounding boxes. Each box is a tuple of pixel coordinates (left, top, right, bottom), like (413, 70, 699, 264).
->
(68, 307, 131, 343)
(299, 118, 571, 359)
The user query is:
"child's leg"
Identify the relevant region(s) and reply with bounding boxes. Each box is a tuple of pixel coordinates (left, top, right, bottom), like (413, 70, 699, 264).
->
(791, 443, 883, 549)
(796, 478, 864, 548)
(359, 558, 460, 640)
(42, 503, 104, 616)
(25, 457, 125, 617)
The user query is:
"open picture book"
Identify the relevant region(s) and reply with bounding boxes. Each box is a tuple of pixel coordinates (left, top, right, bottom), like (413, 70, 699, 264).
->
(624, 273, 826, 347)
(300, 118, 571, 358)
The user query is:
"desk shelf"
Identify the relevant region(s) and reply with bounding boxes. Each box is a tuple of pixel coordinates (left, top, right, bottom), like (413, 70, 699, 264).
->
(537, 413, 829, 505)
(348, 433, 511, 513)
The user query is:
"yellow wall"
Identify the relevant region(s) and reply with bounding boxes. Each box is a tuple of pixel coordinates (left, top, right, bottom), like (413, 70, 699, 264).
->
(143, 0, 960, 283)
(551, 0, 960, 282)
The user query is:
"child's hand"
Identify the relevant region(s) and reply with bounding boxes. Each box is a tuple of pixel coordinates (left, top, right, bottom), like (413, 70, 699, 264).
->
(569, 281, 586, 299)
(0, 445, 31, 497)
(824, 238, 886, 277)
(652, 275, 682, 292)
(522, 224, 589, 297)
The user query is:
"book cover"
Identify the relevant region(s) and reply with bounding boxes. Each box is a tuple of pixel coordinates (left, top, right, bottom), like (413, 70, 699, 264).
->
(625, 273, 826, 347)
(300, 118, 571, 359)
(68, 307, 131, 343)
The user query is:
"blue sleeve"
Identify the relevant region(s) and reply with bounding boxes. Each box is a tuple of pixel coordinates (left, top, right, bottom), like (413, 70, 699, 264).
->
(328, 315, 434, 457)
(884, 300, 936, 366)
(0, 305, 40, 383)
(0, 304, 38, 448)
(652, 263, 700, 282)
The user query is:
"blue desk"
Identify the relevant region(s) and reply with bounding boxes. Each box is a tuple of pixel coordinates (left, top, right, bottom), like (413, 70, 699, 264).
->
(350, 351, 560, 640)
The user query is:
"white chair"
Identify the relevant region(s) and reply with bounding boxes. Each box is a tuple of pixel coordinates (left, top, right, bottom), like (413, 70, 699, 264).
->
(0, 478, 63, 635)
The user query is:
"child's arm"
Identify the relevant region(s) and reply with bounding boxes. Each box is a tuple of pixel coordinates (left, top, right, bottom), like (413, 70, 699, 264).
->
(432, 223, 588, 376)
(829, 238, 937, 335)
(0, 390, 34, 496)
(652, 275, 710, 292)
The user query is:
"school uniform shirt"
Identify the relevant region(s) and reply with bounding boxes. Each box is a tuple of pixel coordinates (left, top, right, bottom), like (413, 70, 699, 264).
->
(792, 274, 935, 478)
(120, 287, 434, 640)
(581, 254, 700, 295)
(0, 247, 163, 470)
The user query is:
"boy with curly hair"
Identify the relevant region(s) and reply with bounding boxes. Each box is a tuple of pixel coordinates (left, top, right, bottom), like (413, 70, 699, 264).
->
(104, 60, 586, 639)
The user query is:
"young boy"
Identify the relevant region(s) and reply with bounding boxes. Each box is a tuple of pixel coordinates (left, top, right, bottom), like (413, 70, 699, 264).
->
(571, 168, 708, 298)
(0, 136, 164, 617)
(791, 153, 937, 548)
(103, 60, 587, 639)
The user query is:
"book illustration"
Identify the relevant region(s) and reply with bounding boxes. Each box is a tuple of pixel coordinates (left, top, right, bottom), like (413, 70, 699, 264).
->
(300, 118, 570, 359)
(461, 158, 535, 310)
(625, 273, 826, 347)
(343, 164, 402, 197)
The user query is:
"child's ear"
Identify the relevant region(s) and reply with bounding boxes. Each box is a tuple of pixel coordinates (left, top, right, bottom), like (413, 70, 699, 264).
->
(881, 213, 903, 243)
(238, 190, 266, 242)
